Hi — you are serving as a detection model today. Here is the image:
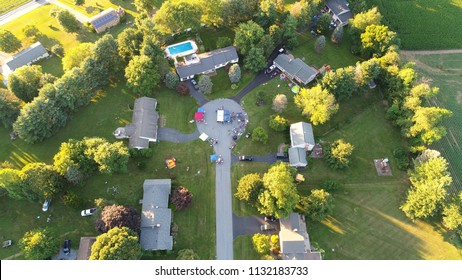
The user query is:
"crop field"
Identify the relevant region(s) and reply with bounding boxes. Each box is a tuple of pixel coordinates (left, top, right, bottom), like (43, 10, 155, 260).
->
(367, 0, 462, 50)
(0, 0, 29, 15)
(401, 51, 462, 193)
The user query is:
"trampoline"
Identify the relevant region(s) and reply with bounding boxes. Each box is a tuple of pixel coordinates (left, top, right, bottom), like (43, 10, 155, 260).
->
(291, 85, 300, 94)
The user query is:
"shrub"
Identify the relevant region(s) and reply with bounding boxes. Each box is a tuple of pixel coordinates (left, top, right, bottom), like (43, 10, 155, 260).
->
(269, 115, 289, 132)
(63, 191, 85, 209)
(164, 72, 180, 89)
(228, 64, 241, 83)
(272, 94, 288, 113)
(51, 44, 64, 57)
(252, 127, 268, 144)
(231, 83, 238, 90)
(393, 147, 410, 171)
(216, 36, 232, 48)
(320, 180, 340, 191)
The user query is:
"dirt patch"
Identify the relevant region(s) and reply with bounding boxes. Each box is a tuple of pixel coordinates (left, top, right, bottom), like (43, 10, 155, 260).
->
(256, 100, 266, 106)
(310, 144, 323, 158)
(278, 143, 288, 153)
(374, 159, 392, 176)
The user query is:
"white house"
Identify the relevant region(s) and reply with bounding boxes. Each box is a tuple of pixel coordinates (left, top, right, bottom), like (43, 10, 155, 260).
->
(325, 0, 353, 26)
(290, 122, 316, 151)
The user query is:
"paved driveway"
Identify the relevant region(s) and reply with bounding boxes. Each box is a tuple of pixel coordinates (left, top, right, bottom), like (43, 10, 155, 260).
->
(158, 128, 200, 143)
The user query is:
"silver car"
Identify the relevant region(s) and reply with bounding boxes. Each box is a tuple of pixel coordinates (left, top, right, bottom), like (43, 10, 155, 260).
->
(42, 198, 51, 212)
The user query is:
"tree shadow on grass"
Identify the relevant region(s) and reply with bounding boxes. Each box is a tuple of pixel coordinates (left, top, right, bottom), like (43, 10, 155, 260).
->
(35, 34, 60, 49)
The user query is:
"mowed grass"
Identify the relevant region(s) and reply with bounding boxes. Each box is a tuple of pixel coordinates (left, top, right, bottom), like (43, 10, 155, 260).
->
(0, 0, 29, 15)
(208, 68, 255, 100)
(57, 0, 139, 17)
(401, 52, 462, 193)
(0, 80, 216, 259)
(234, 235, 262, 260)
(367, 0, 462, 49)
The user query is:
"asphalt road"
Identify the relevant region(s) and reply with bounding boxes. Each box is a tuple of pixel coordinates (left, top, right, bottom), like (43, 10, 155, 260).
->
(0, 0, 46, 26)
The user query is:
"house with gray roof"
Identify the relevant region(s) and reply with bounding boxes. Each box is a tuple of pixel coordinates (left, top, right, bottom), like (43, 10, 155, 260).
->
(113, 97, 159, 149)
(290, 122, 316, 151)
(140, 179, 173, 251)
(288, 147, 307, 168)
(175, 46, 239, 81)
(325, 0, 353, 26)
(2, 42, 49, 82)
(279, 213, 322, 260)
(273, 54, 318, 85)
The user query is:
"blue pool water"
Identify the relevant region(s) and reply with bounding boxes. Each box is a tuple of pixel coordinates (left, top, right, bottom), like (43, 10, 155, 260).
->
(167, 42, 193, 55)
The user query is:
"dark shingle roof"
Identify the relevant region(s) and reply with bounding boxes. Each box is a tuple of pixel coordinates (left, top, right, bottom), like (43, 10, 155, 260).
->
(4, 42, 48, 72)
(176, 46, 238, 79)
(128, 97, 158, 149)
(326, 0, 353, 23)
(90, 8, 119, 29)
(273, 54, 318, 84)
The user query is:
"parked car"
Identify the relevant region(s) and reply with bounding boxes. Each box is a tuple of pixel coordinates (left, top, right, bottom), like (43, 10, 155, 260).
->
(191, 79, 199, 89)
(81, 208, 97, 217)
(63, 240, 71, 255)
(276, 152, 288, 159)
(42, 198, 51, 212)
(261, 223, 276, 231)
(264, 216, 277, 222)
(265, 64, 276, 74)
(239, 156, 253, 161)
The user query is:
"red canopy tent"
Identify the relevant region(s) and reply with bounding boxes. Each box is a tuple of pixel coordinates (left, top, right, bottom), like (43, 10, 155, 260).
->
(194, 112, 204, 122)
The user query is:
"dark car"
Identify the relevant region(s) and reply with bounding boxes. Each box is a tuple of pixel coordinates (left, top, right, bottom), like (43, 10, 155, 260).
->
(276, 152, 288, 159)
(239, 156, 253, 161)
(264, 216, 277, 222)
(63, 240, 71, 255)
(191, 79, 199, 89)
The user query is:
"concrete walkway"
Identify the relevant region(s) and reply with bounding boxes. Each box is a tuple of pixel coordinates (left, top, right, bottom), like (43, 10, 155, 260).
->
(0, 0, 47, 26)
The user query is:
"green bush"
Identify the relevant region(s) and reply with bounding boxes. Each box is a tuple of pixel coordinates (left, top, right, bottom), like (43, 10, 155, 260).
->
(252, 127, 268, 144)
(137, 161, 146, 170)
(393, 147, 410, 170)
(269, 115, 289, 132)
(63, 191, 85, 209)
(231, 83, 238, 90)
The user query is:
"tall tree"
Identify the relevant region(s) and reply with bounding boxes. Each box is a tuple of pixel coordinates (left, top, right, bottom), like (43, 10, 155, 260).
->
(0, 89, 21, 129)
(22, 25, 40, 38)
(56, 10, 80, 33)
(19, 228, 59, 260)
(252, 126, 268, 144)
(90, 227, 142, 260)
(259, 162, 299, 218)
(256, 0, 278, 28)
(171, 186, 193, 211)
(125, 55, 160, 95)
(243, 47, 267, 73)
(324, 139, 354, 169)
(321, 66, 356, 100)
(153, 0, 202, 34)
(198, 75, 213, 95)
(282, 14, 299, 49)
(134, 0, 154, 14)
(400, 155, 452, 220)
(252, 233, 270, 254)
(314, 35, 326, 54)
(91, 142, 130, 174)
(299, 189, 333, 221)
(235, 173, 264, 203)
(0, 168, 23, 200)
(199, 0, 223, 27)
(222, 0, 259, 27)
(442, 202, 462, 231)
(316, 13, 331, 35)
(228, 64, 241, 83)
(331, 24, 344, 44)
(269, 115, 289, 132)
(20, 162, 63, 202)
(408, 107, 452, 145)
(164, 72, 180, 89)
(349, 7, 382, 33)
(95, 204, 141, 233)
(0, 29, 22, 53)
(8, 65, 44, 102)
(117, 28, 144, 63)
(234, 21, 265, 55)
(360, 24, 400, 58)
(295, 85, 339, 125)
(62, 43, 94, 71)
(354, 58, 380, 87)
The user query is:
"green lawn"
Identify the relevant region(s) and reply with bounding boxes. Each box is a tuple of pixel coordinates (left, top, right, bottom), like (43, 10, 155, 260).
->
(57, 0, 139, 17)
(234, 235, 262, 260)
(401, 52, 462, 193)
(0, 0, 29, 15)
(366, 0, 462, 50)
(207, 68, 255, 100)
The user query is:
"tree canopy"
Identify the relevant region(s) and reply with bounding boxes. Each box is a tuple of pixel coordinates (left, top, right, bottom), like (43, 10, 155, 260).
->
(198, 75, 213, 95)
(125, 55, 161, 95)
(324, 139, 355, 169)
(62, 43, 94, 72)
(235, 173, 264, 203)
(90, 227, 142, 260)
(19, 228, 59, 260)
(8, 65, 44, 102)
(56, 10, 80, 33)
(234, 21, 265, 55)
(153, 0, 202, 34)
(171, 186, 193, 211)
(295, 85, 339, 125)
(360, 24, 400, 57)
(299, 189, 334, 221)
(0, 89, 21, 129)
(95, 204, 141, 233)
(0, 29, 22, 53)
(252, 233, 270, 254)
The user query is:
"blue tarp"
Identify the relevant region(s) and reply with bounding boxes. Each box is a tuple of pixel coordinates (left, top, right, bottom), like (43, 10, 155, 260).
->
(224, 110, 230, 122)
(210, 154, 217, 161)
(198, 107, 205, 113)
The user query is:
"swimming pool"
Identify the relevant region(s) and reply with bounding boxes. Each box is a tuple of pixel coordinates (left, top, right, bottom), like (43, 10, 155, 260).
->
(165, 40, 198, 58)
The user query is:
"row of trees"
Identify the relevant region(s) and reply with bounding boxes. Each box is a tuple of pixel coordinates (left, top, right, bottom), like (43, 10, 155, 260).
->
(11, 35, 122, 143)
(0, 137, 129, 202)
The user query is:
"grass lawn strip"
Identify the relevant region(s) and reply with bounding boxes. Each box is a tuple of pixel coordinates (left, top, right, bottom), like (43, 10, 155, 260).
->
(0, 0, 29, 15)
